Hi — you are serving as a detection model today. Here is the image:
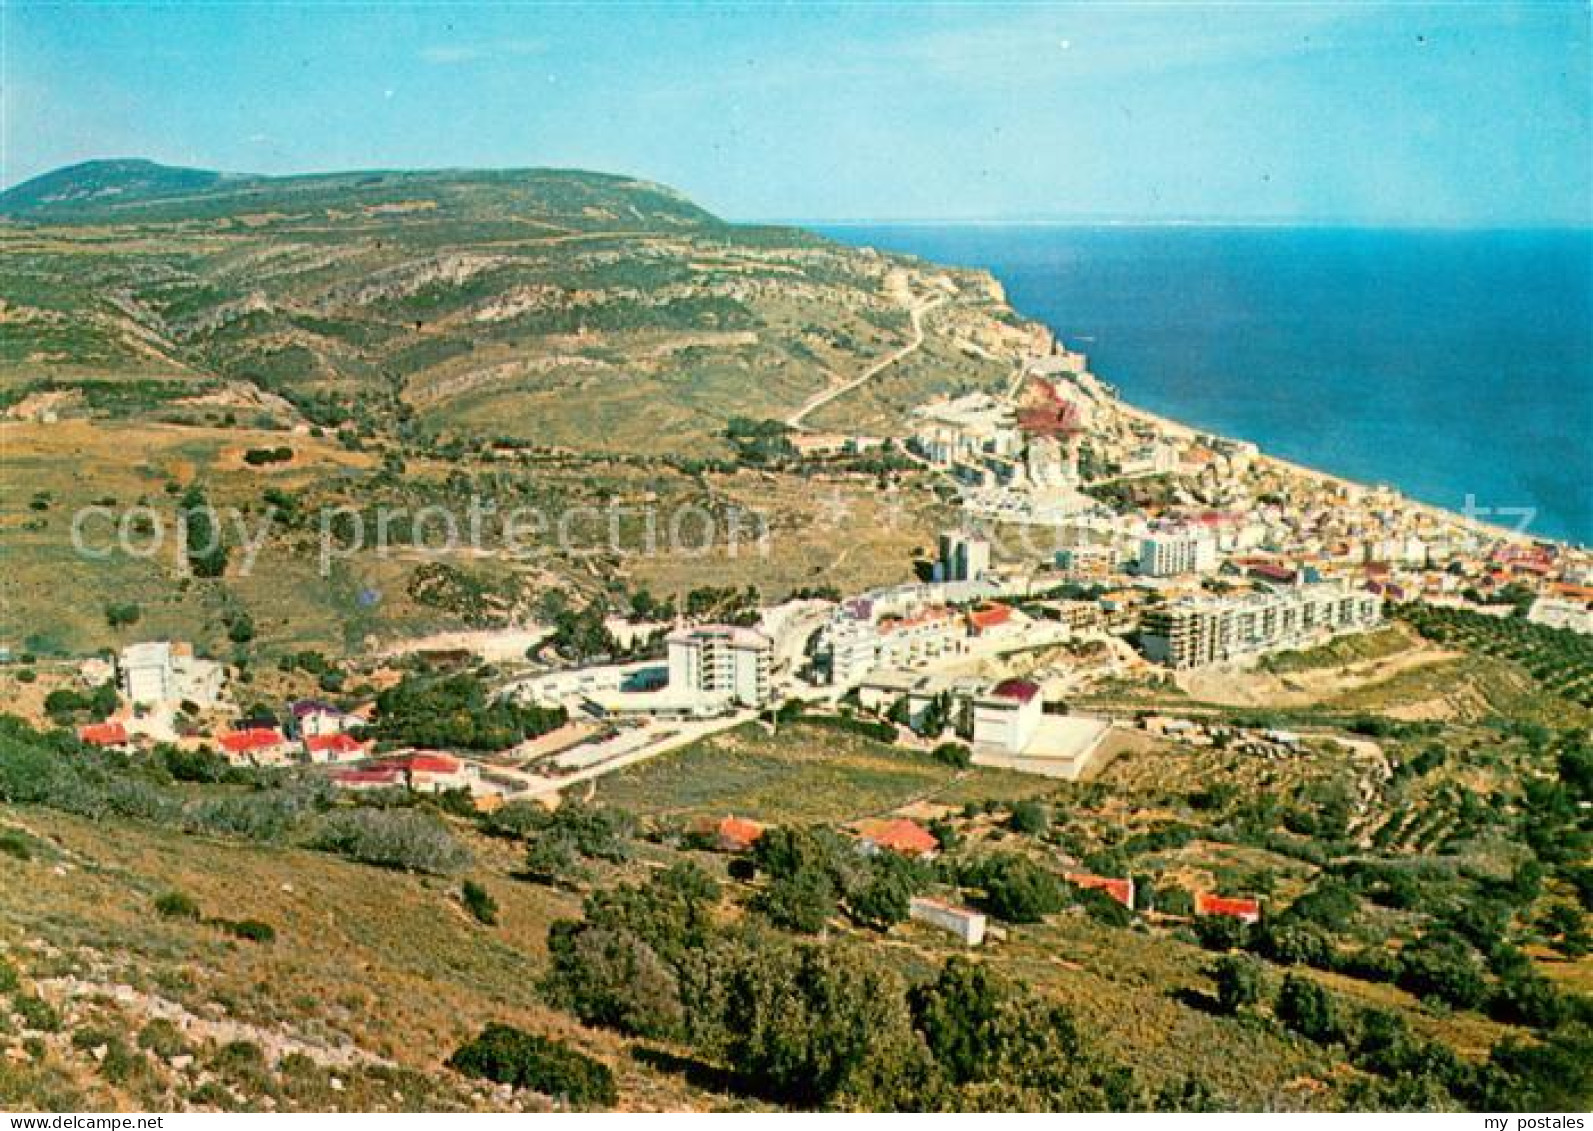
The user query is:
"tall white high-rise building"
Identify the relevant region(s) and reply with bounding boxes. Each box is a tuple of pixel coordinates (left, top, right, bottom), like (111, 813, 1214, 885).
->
(1137, 529, 1219, 577)
(666, 625, 773, 707)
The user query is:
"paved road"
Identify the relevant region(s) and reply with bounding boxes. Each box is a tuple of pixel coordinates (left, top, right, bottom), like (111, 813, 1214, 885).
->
(786, 294, 946, 431)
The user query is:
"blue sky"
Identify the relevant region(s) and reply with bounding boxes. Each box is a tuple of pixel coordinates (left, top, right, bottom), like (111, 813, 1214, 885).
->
(5, 2, 1589, 223)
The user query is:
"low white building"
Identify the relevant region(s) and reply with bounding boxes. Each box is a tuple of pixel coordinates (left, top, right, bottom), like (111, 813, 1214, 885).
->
(971, 678, 1044, 754)
(910, 896, 988, 946)
(1528, 596, 1593, 635)
(117, 641, 226, 708)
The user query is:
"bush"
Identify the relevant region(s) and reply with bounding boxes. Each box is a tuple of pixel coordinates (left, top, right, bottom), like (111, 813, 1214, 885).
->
(310, 808, 471, 874)
(461, 879, 499, 926)
(447, 1024, 616, 1108)
(137, 1019, 189, 1059)
(0, 829, 33, 861)
(154, 891, 201, 920)
(1008, 800, 1050, 836)
(1275, 973, 1342, 1043)
(14, 994, 60, 1032)
(967, 854, 1064, 924)
(217, 918, 276, 944)
(1211, 955, 1264, 1015)
(930, 742, 971, 770)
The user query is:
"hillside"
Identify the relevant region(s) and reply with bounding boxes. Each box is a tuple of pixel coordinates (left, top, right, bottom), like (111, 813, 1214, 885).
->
(0, 160, 1045, 654)
(0, 159, 1038, 453)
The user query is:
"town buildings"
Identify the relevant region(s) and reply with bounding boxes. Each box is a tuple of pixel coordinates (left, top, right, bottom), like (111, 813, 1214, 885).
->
(937, 531, 991, 583)
(665, 625, 773, 708)
(1139, 580, 1384, 669)
(117, 641, 226, 708)
(1137, 528, 1219, 577)
(971, 678, 1043, 754)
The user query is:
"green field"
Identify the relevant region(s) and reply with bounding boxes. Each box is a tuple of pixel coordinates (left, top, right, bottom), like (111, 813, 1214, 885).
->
(595, 721, 1053, 824)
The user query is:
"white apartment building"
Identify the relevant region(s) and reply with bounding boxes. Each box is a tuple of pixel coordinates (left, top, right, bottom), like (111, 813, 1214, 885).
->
(666, 625, 773, 708)
(117, 641, 226, 708)
(1527, 597, 1593, 635)
(1137, 529, 1219, 577)
(1140, 581, 1384, 669)
(825, 605, 967, 686)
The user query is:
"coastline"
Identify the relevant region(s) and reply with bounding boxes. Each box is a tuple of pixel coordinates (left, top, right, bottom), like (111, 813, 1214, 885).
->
(1109, 387, 1548, 550)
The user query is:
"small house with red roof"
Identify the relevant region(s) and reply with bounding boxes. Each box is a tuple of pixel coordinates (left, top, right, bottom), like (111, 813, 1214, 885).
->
(382, 752, 472, 794)
(289, 699, 362, 739)
(971, 678, 1043, 754)
(1195, 891, 1261, 925)
(1066, 873, 1136, 910)
(216, 726, 293, 767)
(853, 817, 939, 859)
(78, 721, 130, 749)
(303, 731, 370, 764)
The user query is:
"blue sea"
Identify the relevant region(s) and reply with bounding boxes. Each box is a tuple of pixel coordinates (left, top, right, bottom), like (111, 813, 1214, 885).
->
(817, 225, 1593, 546)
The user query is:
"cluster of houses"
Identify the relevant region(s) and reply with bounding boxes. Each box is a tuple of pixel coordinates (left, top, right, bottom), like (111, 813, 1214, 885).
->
(697, 811, 1261, 948)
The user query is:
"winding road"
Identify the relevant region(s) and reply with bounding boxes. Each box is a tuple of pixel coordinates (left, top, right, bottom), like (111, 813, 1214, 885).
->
(785, 294, 946, 431)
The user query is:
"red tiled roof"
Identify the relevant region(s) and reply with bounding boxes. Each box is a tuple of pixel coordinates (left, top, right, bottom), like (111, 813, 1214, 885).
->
(717, 816, 765, 852)
(78, 721, 128, 746)
(967, 603, 1013, 631)
(305, 732, 365, 756)
(385, 753, 461, 775)
(1066, 873, 1136, 909)
(218, 727, 287, 754)
(854, 817, 938, 857)
(990, 678, 1040, 704)
(1195, 892, 1261, 921)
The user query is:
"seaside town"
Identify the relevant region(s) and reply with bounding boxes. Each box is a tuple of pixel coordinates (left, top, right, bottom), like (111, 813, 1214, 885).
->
(18, 333, 1590, 964)
(1, 6, 1588, 1104)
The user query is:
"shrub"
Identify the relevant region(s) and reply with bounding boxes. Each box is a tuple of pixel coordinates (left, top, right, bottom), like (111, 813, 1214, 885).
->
(1008, 800, 1050, 836)
(930, 742, 972, 770)
(461, 880, 499, 926)
(218, 918, 276, 944)
(310, 808, 471, 874)
(154, 891, 201, 920)
(137, 1018, 189, 1059)
(967, 854, 1064, 924)
(1275, 973, 1342, 1043)
(1211, 955, 1264, 1015)
(14, 994, 59, 1032)
(0, 829, 33, 861)
(447, 1024, 616, 1108)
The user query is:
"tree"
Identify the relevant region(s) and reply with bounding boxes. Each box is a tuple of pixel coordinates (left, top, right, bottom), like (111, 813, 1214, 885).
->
(1275, 973, 1341, 1043)
(447, 1024, 616, 1108)
(689, 933, 935, 1109)
(1210, 955, 1263, 1015)
(908, 956, 1139, 1111)
(1397, 932, 1488, 1010)
(1539, 902, 1591, 959)
(757, 865, 837, 933)
(967, 854, 1064, 924)
(847, 853, 920, 931)
(544, 923, 684, 1039)
(1008, 800, 1049, 836)
(104, 602, 142, 629)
